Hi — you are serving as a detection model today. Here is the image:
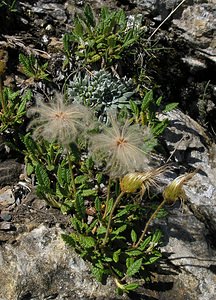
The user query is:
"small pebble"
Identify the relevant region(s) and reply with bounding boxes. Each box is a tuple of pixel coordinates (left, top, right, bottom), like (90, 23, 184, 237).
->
(0, 188, 15, 208)
(0, 221, 11, 230)
(0, 212, 12, 221)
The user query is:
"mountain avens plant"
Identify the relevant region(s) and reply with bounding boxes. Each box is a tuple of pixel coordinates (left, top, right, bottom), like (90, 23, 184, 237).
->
(24, 91, 193, 294)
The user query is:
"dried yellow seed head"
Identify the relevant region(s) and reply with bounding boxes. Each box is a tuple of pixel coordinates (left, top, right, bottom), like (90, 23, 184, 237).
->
(163, 170, 197, 204)
(120, 165, 168, 194)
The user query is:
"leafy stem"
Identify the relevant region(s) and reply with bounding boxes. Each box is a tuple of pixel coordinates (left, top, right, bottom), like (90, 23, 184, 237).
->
(102, 191, 125, 246)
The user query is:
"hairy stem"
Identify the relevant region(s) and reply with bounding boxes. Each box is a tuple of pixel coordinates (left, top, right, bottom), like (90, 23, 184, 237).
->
(66, 149, 76, 194)
(102, 177, 112, 219)
(102, 191, 125, 246)
(134, 198, 166, 248)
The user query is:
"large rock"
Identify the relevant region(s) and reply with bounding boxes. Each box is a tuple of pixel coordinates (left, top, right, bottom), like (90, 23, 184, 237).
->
(156, 109, 216, 300)
(173, 2, 216, 64)
(160, 109, 216, 235)
(0, 224, 127, 300)
(0, 159, 22, 188)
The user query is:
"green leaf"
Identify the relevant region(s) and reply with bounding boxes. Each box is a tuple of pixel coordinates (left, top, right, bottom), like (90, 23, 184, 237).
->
(124, 283, 139, 291)
(156, 96, 162, 106)
(75, 193, 86, 219)
(84, 4, 95, 28)
(16, 97, 27, 116)
(141, 90, 153, 111)
(70, 216, 83, 231)
(163, 102, 178, 113)
(130, 100, 139, 116)
(126, 258, 143, 277)
(115, 206, 131, 218)
(57, 165, 70, 186)
(61, 233, 76, 247)
(35, 163, 50, 189)
(152, 119, 169, 136)
(95, 197, 101, 213)
(23, 134, 39, 162)
(126, 249, 143, 256)
(143, 254, 161, 265)
(96, 226, 107, 235)
(106, 198, 114, 215)
(152, 229, 162, 244)
(79, 234, 96, 248)
(131, 229, 137, 243)
(19, 53, 34, 77)
(113, 249, 121, 263)
(74, 175, 89, 184)
(126, 257, 134, 269)
(92, 266, 105, 282)
(81, 189, 97, 197)
(138, 236, 151, 251)
(96, 173, 103, 184)
(112, 224, 127, 235)
(26, 162, 34, 176)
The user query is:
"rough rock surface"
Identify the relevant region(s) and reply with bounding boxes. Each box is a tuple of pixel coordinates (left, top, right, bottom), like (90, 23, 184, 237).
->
(129, 0, 216, 130)
(0, 224, 127, 300)
(160, 109, 216, 236)
(157, 109, 216, 300)
(0, 160, 22, 188)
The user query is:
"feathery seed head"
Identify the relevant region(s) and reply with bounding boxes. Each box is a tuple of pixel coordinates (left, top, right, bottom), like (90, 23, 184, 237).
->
(89, 115, 154, 176)
(163, 170, 197, 204)
(28, 93, 92, 146)
(120, 165, 169, 195)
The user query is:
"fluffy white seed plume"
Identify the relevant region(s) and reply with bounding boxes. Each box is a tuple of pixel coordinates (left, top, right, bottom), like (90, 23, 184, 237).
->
(89, 115, 154, 176)
(28, 93, 92, 147)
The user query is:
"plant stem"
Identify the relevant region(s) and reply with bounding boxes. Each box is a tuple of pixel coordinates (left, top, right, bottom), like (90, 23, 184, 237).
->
(148, 0, 186, 41)
(0, 75, 5, 113)
(102, 191, 125, 246)
(134, 198, 166, 248)
(66, 149, 76, 194)
(102, 176, 112, 219)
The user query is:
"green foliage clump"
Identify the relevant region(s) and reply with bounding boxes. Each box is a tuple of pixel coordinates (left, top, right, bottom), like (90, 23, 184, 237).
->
(0, 0, 17, 13)
(19, 53, 50, 81)
(130, 90, 178, 136)
(63, 4, 143, 68)
(0, 87, 31, 133)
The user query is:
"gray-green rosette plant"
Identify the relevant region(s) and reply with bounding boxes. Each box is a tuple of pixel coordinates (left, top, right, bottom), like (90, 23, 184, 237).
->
(67, 69, 135, 122)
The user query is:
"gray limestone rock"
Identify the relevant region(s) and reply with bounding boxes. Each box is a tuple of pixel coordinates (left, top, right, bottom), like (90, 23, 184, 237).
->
(156, 109, 216, 300)
(0, 160, 22, 188)
(0, 224, 127, 300)
(173, 3, 216, 63)
(160, 109, 216, 235)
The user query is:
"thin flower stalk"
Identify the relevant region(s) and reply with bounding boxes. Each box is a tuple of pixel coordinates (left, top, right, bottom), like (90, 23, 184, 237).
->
(102, 176, 112, 219)
(133, 198, 166, 248)
(134, 170, 197, 248)
(102, 191, 125, 246)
